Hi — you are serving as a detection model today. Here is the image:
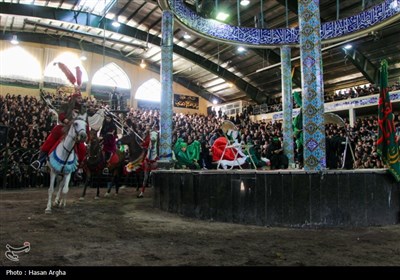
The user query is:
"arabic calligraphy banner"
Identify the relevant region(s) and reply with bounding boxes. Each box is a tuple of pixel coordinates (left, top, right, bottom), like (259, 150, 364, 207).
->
(174, 94, 199, 110)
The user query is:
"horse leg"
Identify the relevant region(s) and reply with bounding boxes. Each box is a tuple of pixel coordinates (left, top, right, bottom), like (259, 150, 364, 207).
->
(95, 177, 100, 199)
(138, 171, 149, 198)
(60, 174, 71, 208)
(104, 181, 112, 197)
(55, 175, 64, 207)
(114, 171, 120, 195)
(45, 171, 57, 213)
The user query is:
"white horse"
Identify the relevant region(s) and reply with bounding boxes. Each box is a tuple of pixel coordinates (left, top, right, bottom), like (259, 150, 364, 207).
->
(45, 112, 87, 214)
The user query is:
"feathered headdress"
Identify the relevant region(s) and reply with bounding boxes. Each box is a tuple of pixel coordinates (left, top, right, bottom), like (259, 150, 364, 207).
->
(54, 62, 82, 97)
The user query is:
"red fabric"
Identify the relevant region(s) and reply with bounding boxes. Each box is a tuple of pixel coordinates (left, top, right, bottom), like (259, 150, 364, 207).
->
(75, 142, 86, 163)
(56, 62, 76, 85)
(211, 137, 238, 162)
(108, 153, 119, 165)
(141, 134, 150, 149)
(59, 112, 66, 123)
(41, 125, 64, 153)
(75, 66, 82, 86)
(41, 124, 87, 164)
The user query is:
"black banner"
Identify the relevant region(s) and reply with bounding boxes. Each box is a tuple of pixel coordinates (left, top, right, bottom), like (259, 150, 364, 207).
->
(173, 94, 199, 110)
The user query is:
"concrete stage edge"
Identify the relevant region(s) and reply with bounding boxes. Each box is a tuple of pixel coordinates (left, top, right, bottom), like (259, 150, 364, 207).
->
(152, 169, 400, 227)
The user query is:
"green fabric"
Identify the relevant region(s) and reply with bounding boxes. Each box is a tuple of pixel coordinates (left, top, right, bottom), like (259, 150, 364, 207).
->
(293, 91, 302, 107)
(243, 145, 266, 168)
(187, 140, 200, 161)
(173, 138, 200, 169)
(377, 59, 400, 182)
(293, 91, 303, 150)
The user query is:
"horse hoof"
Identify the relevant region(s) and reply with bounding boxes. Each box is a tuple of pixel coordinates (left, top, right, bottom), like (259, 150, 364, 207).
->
(94, 196, 99, 200)
(104, 193, 110, 197)
(45, 209, 52, 214)
(79, 197, 85, 201)
(137, 193, 144, 198)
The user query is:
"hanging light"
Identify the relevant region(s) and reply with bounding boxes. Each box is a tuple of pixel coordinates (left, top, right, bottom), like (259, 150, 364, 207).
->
(240, 0, 250, 6)
(10, 35, 19, 45)
(237, 46, 246, 52)
(112, 21, 120, 27)
(140, 59, 147, 69)
(112, 12, 121, 27)
(216, 12, 229, 21)
(80, 53, 87, 61)
(183, 32, 191, 39)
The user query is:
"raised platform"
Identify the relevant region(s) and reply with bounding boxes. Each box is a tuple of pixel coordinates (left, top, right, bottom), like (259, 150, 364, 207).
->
(152, 169, 400, 227)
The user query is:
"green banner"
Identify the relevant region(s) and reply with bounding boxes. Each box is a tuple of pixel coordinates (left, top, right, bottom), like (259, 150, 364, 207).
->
(377, 60, 400, 182)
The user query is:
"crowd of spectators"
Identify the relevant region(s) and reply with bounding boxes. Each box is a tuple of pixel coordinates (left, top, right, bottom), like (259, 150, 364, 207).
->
(1, 89, 399, 188)
(248, 81, 400, 115)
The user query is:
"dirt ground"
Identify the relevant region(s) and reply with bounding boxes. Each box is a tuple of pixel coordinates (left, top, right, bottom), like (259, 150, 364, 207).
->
(1, 185, 400, 267)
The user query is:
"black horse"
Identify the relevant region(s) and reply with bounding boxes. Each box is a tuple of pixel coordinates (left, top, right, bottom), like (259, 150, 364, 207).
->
(118, 127, 146, 192)
(80, 130, 125, 200)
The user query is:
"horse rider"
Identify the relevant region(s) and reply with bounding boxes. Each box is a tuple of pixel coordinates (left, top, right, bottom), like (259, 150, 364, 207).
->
(31, 92, 88, 171)
(99, 112, 118, 173)
(138, 122, 159, 198)
(31, 63, 88, 171)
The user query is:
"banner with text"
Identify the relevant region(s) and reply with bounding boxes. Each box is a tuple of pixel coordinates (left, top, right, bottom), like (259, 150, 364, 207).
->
(173, 94, 199, 110)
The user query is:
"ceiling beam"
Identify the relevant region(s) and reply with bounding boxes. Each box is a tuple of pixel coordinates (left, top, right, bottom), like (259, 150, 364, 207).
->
(0, 31, 223, 104)
(342, 47, 378, 84)
(275, 0, 298, 15)
(0, 3, 262, 104)
(23, 19, 148, 50)
(252, 48, 302, 89)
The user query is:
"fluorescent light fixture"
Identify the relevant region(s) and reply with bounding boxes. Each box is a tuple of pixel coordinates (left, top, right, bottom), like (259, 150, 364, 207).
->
(240, 0, 250, 6)
(183, 33, 191, 39)
(140, 59, 147, 69)
(10, 35, 19, 45)
(344, 44, 352, 49)
(78, 0, 113, 14)
(112, 21, 121, 27)
(216, 12, 229, 21)
(237, 46, 246, 52)
(212, 99, 218, 105)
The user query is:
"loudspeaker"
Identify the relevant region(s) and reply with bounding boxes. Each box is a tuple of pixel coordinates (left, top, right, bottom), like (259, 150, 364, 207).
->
(0, 125, 9, 149)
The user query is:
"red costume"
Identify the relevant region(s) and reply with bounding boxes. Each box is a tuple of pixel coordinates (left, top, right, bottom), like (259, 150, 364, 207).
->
(39, 63, 88, 164)
(211, 136, 239, 162)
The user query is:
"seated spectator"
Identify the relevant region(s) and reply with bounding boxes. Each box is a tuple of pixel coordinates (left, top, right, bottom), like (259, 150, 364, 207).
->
(267, 137, 288, 169)
(173, 138, 201, 169)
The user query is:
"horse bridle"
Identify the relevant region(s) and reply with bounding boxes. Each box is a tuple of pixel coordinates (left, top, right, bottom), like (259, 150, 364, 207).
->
(60, 119, 86, 172)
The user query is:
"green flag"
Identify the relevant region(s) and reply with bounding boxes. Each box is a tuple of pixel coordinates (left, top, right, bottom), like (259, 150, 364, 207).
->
(377, 60, 400, 182)
(293, 92, 303, 150)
